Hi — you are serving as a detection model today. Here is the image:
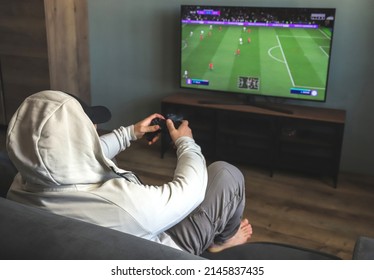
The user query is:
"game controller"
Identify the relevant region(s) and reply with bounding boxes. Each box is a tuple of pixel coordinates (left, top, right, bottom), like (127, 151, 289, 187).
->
(145, 114, 183, 142)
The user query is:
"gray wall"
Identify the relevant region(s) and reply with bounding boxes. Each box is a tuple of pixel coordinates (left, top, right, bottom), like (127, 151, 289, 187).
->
(88, 0, 374, 176)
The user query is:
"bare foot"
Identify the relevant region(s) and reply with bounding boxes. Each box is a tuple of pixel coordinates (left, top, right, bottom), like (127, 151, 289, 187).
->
(208, 219, 253, 253)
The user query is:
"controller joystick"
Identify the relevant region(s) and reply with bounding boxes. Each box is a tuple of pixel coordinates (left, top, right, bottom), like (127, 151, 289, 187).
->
(145, 114, 183, 142)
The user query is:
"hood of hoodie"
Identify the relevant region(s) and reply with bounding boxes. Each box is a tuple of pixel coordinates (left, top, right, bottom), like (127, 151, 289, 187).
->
(6, 90, 113, 187)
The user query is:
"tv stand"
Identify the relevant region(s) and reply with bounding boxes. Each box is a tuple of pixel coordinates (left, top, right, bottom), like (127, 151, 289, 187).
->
(245, 100, 294, 115)
(198, 98, 293, 114)
(161, 94, 346, 187)
(198, 99, 244, 106)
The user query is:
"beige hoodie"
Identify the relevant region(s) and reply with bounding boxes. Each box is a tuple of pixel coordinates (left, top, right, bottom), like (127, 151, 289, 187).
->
(6, 90, 207, 250)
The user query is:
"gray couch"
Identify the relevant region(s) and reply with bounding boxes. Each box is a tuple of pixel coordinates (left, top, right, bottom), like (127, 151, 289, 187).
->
(0, 197, 203, 260)
(1, 150, 372, 260)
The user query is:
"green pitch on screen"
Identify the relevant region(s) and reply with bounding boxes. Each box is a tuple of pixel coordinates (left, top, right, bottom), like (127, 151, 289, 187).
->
(181, 25, 332, 101)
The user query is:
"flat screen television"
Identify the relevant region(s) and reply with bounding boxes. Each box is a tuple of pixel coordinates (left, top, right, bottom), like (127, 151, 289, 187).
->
(180, 5, 336, 109)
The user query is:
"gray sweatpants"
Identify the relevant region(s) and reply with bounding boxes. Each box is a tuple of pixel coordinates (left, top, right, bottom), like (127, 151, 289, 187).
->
(167, 161, 245, 255)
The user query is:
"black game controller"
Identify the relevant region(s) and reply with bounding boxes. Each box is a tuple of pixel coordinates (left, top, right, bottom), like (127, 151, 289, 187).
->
(145, 114, 183, 142)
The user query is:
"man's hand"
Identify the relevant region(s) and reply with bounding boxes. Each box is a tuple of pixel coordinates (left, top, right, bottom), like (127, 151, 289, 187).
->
(166, 119, 193, 143)
(134, 113, 164, 144)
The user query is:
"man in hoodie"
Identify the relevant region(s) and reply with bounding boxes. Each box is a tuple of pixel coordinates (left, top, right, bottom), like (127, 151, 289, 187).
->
(6, 90, 251, 255)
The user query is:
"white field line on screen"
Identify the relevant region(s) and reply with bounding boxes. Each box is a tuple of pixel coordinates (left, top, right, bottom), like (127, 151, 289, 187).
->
(181, 40, 188, 50)
(268, 46, 285, 63)
(319, 46, 330, 57)
(277, 35, 328, 89)
(318, 28, 331, 39)
(181, 24, 189, 50)
(276, 35, 295, 87)
(279, 35, 326, 39)
(278, 35, 330, 57)
(295, 84, 325, 90)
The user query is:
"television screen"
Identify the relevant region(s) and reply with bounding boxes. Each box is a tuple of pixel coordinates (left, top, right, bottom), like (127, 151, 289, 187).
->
(180, 5, 336, 102)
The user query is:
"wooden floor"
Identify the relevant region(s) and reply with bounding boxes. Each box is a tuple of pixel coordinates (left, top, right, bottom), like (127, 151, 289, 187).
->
(116, 140, 374, 260)
(1, 126, 374, 259)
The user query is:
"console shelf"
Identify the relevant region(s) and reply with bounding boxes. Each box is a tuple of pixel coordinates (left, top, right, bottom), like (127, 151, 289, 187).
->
(161, 94, 345, 187)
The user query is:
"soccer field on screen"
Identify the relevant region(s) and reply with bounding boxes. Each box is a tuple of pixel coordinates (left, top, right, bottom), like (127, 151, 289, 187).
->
(181, 24, 332, 101)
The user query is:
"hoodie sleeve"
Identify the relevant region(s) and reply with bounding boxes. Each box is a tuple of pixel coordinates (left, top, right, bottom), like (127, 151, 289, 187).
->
(100, 125, 137, 160)
(112, 136, 208, 236)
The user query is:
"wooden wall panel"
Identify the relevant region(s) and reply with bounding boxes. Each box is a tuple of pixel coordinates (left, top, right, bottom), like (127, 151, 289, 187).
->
(44, 0, 90, 103)
(0, 0, 49, 124)
(0, 0, 90, 124)
(0, 67, 5, 124)
(1, 55, 50, 121)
